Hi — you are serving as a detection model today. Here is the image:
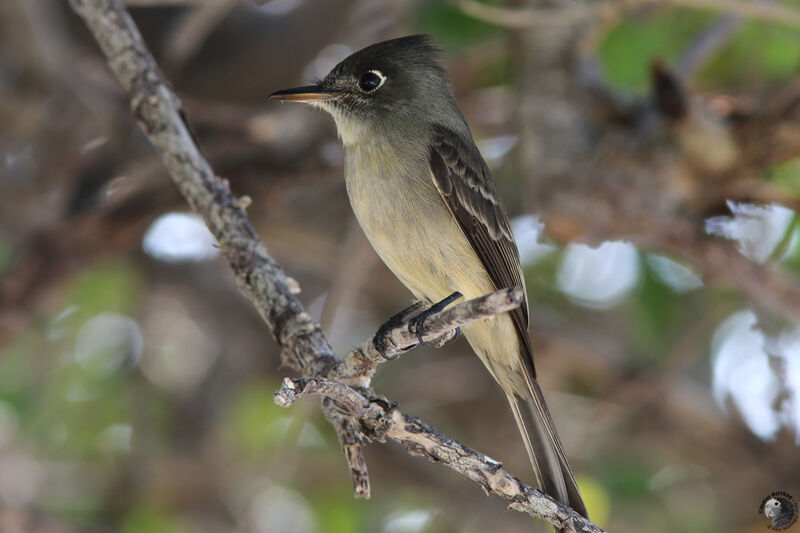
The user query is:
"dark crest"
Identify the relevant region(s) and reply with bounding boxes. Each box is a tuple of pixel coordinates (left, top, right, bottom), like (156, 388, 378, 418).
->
(323, 35, 446, 86)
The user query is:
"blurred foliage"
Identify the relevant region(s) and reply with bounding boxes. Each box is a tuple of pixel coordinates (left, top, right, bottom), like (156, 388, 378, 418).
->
(224, 379, 292, 454)
(575, 476, 612, 529)
(780, 220, 800, 273)
(701, 22, 800, 86)
(771, 157, 800, 196)
(599, 10, 716, 93)
(67, 263, 144, 322)
(599, 10, 800, 93)
(0, 240, 11, 280)
(311, 489, 362, 533)
(122, 507, 188, 533)
(414, 0, 499, 48)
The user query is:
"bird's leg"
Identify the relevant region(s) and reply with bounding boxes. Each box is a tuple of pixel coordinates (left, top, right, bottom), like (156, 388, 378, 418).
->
(409, 291, 463, 347)
(373, 300, 428, 360)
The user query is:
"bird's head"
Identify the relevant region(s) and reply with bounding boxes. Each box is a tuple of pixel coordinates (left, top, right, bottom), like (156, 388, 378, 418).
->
(765, 498, 782, 518)
(270, 35, 463, 145)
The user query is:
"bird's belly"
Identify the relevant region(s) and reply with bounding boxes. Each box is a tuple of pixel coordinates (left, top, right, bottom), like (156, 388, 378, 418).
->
(348, 172, 493, 303)
(359, 196, 524, 390)
(344, 153, 524, 390)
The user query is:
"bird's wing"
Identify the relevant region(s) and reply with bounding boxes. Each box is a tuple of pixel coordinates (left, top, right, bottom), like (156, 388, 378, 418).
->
(428, 125, 534, 371)
(430, 126, 590, 517)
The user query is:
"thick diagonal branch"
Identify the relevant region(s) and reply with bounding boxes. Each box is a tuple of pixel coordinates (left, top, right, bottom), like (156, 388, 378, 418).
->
(68, 2, 605, 531)
(68, 0, 338, 379)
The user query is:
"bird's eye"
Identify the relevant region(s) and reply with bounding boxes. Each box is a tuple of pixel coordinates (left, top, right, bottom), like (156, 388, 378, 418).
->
(358, 70, 386, 93)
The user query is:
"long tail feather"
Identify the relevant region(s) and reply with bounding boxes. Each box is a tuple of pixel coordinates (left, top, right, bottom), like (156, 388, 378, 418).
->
(506, 377, 587, 524)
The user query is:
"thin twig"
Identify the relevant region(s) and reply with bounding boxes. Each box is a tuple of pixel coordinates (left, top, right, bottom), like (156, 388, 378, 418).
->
(68, 1, 605, 531)
(275, 377, 372, 415)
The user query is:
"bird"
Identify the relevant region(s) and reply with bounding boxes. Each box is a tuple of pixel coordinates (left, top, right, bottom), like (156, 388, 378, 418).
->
(765, 497, 796, 529)
(270, 34, 587, 522)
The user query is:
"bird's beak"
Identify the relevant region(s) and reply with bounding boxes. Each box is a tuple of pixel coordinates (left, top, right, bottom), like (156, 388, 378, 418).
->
(269, 85, 336, 103)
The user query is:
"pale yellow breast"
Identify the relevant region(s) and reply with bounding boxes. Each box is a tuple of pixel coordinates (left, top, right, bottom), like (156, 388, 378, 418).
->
(344, 142, 488, 300)
(343, 140, 525, 393)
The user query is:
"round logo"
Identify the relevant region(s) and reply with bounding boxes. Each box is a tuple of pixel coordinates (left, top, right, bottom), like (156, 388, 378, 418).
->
(759, 491, 797, 531)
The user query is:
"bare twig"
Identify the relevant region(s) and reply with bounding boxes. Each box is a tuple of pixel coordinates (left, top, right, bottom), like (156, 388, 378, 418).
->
(68, 1, 605, 531)
(323, 396, 373, 499)
(275, 377, 373, 415)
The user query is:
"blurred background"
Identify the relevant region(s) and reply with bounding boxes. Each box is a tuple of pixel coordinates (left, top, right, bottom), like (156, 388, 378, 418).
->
(2, 0, 800, 532)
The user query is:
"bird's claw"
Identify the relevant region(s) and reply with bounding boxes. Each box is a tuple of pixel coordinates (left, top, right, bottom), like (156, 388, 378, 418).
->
(372, 300, 426, 360)
(409, 291, 462, 346)
(373, 332, 400, 360)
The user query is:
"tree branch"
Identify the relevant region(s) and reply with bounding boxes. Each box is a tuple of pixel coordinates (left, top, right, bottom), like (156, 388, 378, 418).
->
(275, 377, 605, 533)
(68, 1, 606, 531)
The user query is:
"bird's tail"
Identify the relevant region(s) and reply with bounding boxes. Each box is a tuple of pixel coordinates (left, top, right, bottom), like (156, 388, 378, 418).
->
(506, 377, 587, 525)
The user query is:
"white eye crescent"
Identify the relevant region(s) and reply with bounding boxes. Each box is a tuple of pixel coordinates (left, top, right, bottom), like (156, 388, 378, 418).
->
(358, 70, 386, 93)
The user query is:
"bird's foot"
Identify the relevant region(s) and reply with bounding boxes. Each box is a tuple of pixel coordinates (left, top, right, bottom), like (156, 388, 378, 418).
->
(409, 291, 462, 346)
(373, 300, 428, 360)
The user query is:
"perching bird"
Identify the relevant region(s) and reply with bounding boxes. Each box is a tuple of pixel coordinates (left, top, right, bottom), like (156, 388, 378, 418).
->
(270, 35, 587, 521)
(765, 497, 796, 529)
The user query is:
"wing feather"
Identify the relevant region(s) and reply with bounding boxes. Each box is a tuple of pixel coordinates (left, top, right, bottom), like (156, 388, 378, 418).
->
(430, 126, 590, 517)
(428, 125, 534, 374)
